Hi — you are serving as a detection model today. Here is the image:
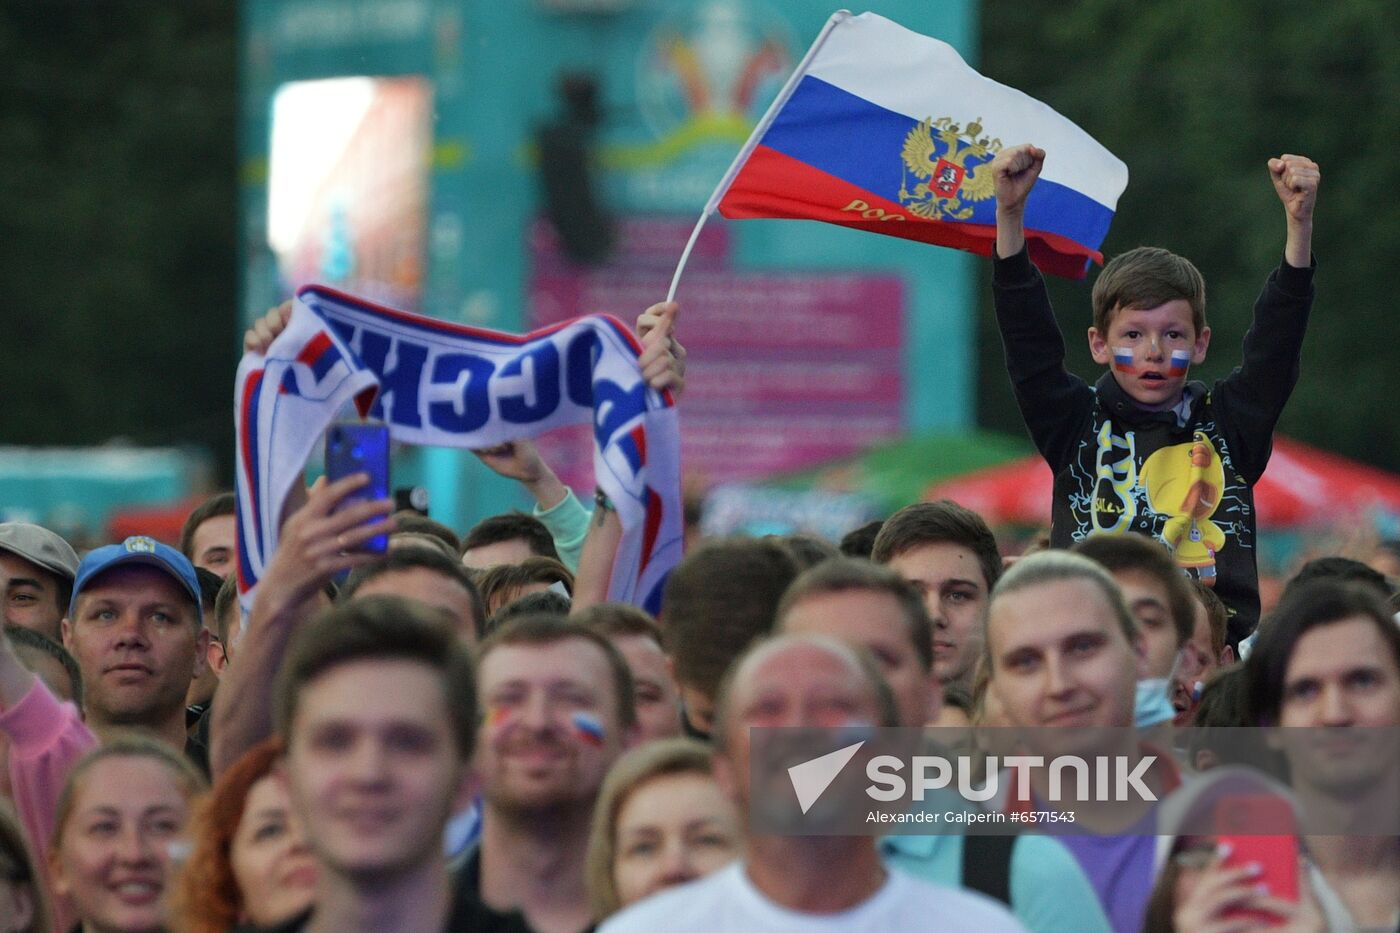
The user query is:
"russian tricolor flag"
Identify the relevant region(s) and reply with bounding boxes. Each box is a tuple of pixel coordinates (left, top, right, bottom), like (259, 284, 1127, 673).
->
(1113, 347, 1135, 374)
(700, 11, 1128, 280)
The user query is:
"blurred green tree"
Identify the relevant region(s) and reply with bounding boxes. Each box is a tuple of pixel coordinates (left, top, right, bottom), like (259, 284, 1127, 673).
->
(976, 0, 1400, 470)
(0, 2, 237, 475)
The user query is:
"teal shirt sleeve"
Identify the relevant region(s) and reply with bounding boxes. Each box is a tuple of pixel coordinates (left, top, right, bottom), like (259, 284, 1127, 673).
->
(882, 834, 1110, 933)
(533, 489, 591, 572)
(1008, 835, 1112, 933)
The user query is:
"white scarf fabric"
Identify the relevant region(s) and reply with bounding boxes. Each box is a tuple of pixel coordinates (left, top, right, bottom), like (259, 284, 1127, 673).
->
(234, 285, 682, 615)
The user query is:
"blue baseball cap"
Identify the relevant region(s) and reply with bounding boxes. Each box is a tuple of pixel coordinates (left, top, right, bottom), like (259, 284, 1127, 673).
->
(69, 536, 203, 625)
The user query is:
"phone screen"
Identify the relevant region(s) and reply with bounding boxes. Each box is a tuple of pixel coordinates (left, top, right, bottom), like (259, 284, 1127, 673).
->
(324, 421, 390, 554)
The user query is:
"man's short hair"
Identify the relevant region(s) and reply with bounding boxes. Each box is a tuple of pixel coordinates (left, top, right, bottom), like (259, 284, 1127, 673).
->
(776, 558, 933, 671)
(838, 520, 884, 560)
(711, 634, 899, 752)
(1282, 556, 1392, 602)
(1192, 579, 1229, 658)
(1073, 533, 1195, 647)
(389, 532, 457, 559)
(213, 574, 240, 648)
(477, 614, 636, 729)
(1091, 246, 1206, 337)
(574, 602, 664, 649)
(391, 511, 461, 555)
(1186, 666, 1267, 768)
(179, 492, 236, 561)
(662, 538, 800, 700)
(460, 512, 559, 563)
(770, 534, 839, 571)
(4, 624, 83, 709)
(476, 557, 574, 616)
(490, 589, 572, 631)
(341, 547, 487, 641)
(1244, 580, 1400, 726)
(987, 550, 1138, 671)
(871, 500, 1003, 591)
(274, 596, 478, 756)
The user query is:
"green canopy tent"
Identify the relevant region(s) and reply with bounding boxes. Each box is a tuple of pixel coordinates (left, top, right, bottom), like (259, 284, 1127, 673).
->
(761, 430, 1035, 517)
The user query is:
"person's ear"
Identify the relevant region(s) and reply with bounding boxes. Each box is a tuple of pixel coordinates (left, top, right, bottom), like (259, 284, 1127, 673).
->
(207, 639, 228, 678)
(1193, 325, 1212, 364)
(1087, 326, 1112, 366)
(1220, 645, 1235, 666)
(60, 617, 73, 651)
(191, 627, 211, 678)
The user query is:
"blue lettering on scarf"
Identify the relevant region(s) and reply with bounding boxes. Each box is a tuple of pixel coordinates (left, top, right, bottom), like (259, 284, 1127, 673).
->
(498, 343, 561, 424)
(428, 353, 497, 433)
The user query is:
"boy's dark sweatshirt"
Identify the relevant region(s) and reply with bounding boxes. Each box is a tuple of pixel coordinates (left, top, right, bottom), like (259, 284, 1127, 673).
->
(991, 246, 1315, 646)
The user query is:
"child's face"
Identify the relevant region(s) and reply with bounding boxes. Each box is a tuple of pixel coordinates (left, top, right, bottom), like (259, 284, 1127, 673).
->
(1088, 299, 1211, 410)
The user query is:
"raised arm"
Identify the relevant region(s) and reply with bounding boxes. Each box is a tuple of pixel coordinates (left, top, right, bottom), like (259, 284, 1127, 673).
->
(571, 300, 684, 612)
(992, 143, 1046, 259)
(1269, 154, 1320, 268)
(210, 474, 393, 776)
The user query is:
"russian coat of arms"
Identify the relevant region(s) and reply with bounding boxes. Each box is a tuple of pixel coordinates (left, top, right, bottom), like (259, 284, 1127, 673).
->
(898, 116, 1002, 220)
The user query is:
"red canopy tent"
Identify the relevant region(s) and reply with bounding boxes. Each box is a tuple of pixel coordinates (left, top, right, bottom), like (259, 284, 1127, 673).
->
(923, 436, 1400, 528)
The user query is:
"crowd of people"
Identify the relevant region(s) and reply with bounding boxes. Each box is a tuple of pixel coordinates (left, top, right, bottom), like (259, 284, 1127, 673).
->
(1, 143, 1396, 933)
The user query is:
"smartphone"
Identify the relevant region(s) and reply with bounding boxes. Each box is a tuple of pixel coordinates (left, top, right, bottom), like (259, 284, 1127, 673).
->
(1215, 795, 1298, 925)
(324, 420, 390, 554)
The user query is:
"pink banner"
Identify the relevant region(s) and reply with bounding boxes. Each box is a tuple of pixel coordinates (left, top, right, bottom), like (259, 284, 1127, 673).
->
(529, 216, 905, 489)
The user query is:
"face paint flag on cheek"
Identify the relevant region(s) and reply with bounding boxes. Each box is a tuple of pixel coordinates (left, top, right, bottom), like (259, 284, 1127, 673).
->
(487, 706, 512, 731)
(1112, 347, 1135, 374)
(571, 711, 607, 747)
(1168, 349, 1192, 378)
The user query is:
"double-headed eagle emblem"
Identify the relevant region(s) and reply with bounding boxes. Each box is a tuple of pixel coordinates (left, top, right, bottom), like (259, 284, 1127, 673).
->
(898, 116, 1001, 220)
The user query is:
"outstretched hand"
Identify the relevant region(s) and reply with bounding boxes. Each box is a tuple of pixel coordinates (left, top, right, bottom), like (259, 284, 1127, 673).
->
(1268, 154, 1320, 227)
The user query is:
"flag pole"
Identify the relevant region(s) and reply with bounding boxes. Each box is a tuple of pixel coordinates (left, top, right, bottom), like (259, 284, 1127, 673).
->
(665, 9, 852, 303)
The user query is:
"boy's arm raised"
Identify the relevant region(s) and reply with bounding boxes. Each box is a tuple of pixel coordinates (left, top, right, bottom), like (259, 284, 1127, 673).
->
(1214, 155, 1320, 484)
(992, 144, 1045, 259)
(986, 143, 1094, 471)
(1270, 154, 1320, 268)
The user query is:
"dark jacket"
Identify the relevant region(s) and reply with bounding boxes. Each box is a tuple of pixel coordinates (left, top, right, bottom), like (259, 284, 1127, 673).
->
(992, 246, 1315, 644)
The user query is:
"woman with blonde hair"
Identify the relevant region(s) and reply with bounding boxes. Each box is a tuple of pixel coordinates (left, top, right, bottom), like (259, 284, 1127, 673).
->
(48, 734, 206, 933)
(585, 738, 740, 920)
(172, 737, 316, 933)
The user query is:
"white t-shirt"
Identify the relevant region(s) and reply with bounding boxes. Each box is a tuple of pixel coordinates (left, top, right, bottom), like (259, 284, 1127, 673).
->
(598, 861, 1026, 933)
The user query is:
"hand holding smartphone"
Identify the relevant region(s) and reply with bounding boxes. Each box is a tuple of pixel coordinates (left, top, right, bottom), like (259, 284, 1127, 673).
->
(1215, 795, 1298, 926)
(324, 420, 391, 554)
